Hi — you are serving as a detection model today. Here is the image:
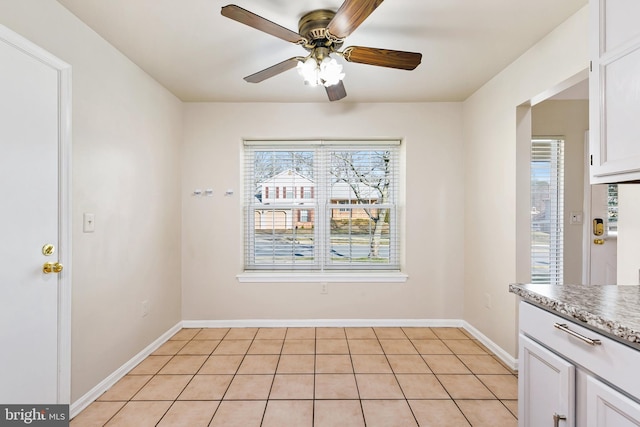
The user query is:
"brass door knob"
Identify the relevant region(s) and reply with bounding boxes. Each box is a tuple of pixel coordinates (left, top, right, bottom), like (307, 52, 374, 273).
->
(43, 262, 64, 274)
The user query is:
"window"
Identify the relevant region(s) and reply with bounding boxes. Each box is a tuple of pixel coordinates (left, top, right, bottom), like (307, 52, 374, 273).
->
(531, 138, 564, 284)
(303, 188, 312, 199)
(607, 183, 618, 235)
(243, 140, 400, 272)
(336, 200, 350, 213)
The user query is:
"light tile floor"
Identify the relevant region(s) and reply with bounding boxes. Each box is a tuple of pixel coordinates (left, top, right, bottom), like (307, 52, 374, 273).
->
(71, 327, 517, 426)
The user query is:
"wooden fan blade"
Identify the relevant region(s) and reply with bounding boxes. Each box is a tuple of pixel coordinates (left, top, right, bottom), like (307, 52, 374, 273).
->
(326, 0, 384, 40)
(343, 46, 422, 70)
(244, 57, 301, 83)
(326, 81, 347, 101)
(221, 5, 306, 44)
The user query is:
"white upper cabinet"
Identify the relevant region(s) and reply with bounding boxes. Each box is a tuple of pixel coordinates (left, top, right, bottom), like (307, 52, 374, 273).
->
(590, 0, 640, 183)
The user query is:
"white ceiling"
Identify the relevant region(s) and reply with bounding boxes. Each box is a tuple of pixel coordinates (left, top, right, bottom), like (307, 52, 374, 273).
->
(56, 0, 587, 103)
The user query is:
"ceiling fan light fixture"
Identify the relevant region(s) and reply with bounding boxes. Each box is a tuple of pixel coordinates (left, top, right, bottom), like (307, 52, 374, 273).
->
(319, 56, 345, 87)
(297, 55, 345, 88)
(297, 57, 320, 87)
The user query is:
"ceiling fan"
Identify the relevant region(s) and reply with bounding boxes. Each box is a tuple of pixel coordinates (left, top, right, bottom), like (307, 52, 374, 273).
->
(221, 0, 422, 101)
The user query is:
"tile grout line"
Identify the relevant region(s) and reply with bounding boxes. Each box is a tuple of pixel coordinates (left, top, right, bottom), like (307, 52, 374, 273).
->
(259, 328, 287, 427)
(418, 329, 474, 426)
(345, 328, 366, 427)
(200, 327, 237, 427)
(191, 328, 223, 427)
(106, 332, 199, 427)
(159, 329, 206, 427)
(394, 327, 421, 426)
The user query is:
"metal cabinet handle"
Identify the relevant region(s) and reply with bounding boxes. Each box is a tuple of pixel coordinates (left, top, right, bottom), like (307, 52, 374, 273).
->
(554, 323, 602, 346)
(553, 413, 566, 427)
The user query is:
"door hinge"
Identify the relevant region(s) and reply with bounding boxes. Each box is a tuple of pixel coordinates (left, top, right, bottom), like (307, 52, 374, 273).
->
(590, 60, 592, 72)
(590, 154, 593, 166)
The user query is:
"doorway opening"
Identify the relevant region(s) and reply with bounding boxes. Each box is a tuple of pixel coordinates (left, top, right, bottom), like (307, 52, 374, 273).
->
(517, 69, 614, 286)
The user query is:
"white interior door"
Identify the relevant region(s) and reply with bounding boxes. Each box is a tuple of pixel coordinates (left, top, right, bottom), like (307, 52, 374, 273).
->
(588, 184, 617, 285)
(0, 26, 71, 404)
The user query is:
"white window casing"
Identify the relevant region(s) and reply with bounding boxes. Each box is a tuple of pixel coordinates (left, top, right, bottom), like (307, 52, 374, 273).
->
(240, 139, 406, 282)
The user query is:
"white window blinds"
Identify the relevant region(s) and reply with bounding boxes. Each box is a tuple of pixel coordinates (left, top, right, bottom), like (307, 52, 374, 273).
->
(243, 140, 400, 271)
(531, 138, 564, 284)
(607, 183, 618, 235)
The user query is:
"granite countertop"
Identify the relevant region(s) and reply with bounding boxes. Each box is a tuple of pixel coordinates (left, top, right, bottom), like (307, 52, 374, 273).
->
(509, 283, 640, 348)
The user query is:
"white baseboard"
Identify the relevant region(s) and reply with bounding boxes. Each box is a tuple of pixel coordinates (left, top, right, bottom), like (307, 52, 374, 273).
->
(70, 321, 183, 419)
(462, 321, 518, 371)
(181, 318, 465, 328)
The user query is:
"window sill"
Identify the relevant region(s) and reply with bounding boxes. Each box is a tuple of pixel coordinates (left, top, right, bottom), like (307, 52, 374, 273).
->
(236, 271, 408, 283)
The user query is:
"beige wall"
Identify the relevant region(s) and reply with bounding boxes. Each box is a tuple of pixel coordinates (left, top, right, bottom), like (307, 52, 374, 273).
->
(532, 100, 589, 284)
(618, 185, 640, 285)
(182, 102, 465, 321)
(462, 6, 589, 357)
(0, 0, 183, 402)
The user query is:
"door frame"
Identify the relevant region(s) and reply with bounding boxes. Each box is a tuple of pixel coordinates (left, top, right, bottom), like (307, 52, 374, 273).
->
(0, 25, 72, 404)
(582, 131, 591, 284)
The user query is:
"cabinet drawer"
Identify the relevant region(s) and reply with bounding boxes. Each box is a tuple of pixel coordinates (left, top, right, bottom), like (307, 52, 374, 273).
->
(520, 301, 640, 401)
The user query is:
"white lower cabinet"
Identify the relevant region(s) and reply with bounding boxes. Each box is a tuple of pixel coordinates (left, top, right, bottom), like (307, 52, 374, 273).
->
(586, 375, 640, 427)
(518, 301, 640, 427)
(519, 335, 575, 426)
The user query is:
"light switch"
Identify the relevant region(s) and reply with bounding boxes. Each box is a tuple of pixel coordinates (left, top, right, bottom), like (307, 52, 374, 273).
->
(83, 213, 95, 233)
(570, 211, 583, 225)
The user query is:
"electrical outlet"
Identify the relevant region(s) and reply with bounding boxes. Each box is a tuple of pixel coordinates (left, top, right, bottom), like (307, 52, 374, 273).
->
(83, 213, 95, 233)
(141, 300, 150, 317)
(321, 283, 328, 294)
(484, 293, 492, 309)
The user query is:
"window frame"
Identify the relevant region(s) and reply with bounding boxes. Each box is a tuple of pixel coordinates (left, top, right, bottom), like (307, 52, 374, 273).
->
(238, 139, 407, 283)
(530, 137, 565, 285)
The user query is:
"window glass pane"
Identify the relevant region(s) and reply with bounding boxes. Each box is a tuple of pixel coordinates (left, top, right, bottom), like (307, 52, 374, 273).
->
(608, 183, 618, 234)
(329, 207, 391, 265)
(253, 208, 315, 266)
(244, 142, 399, 271)
(249, 150, 315, 268)
(531, 138, 564, 284)
(327, 149, 394, 267)
(252, 151, 314, 204)
(329, 150, 392, 202)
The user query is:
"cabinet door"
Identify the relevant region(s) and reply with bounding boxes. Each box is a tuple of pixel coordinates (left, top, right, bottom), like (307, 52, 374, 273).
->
(519, 334, 575, 427)
(587, 375, 640, 426)
(589, 0, 640, 183)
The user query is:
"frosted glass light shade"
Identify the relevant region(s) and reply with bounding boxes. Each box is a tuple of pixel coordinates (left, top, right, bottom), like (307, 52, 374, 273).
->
(297, 55, 345, 87)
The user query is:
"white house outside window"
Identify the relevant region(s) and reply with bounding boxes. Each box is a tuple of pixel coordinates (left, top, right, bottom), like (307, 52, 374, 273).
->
(243, 140, 400, 273)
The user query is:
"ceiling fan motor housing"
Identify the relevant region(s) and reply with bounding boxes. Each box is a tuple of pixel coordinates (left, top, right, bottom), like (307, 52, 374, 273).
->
(298, 9, 343, 51)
